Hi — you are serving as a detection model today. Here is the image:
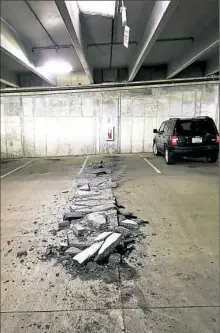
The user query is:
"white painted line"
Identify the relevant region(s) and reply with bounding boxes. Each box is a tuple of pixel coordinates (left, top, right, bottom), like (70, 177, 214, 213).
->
(1, 159, 37, 179)
(139, 154, 161, 174)
(78, 155, 89, 175)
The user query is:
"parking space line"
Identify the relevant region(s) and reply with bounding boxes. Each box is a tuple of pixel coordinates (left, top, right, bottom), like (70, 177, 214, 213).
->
(139, 154, 162, 174)
(1, 159, 37, 179)
(78, 155, 89, 175)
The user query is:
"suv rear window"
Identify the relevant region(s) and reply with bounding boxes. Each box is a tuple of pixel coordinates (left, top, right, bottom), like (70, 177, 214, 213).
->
(175, 119, 217, 136)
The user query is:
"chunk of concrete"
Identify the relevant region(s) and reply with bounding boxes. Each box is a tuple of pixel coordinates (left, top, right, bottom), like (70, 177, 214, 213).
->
(118, 209, 137, 218)
(94, 231, 113, 242)
(105, 209, 118, 228)
(73, 241, 104, 264)
(119, 219, 139, 230)
(63, 211, 84, 220)
(65, 247, 81, 256)
(58, 220, 70, 228)
(67, 231, 91, 250)
(87, 212, 107, 230)
(108, 253, 121, 267)
(115, 226, 132, 238)
(59, 241, 68, 248)
(96, 233, 122, 262)
(71, 224, 86, 236)
(79, 183, 90, 191)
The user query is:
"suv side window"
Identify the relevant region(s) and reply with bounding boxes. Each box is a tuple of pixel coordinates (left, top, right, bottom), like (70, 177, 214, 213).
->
(159, 122, 165, 132)
(165, 121, 175, 135)
(164, 122, 169, 133)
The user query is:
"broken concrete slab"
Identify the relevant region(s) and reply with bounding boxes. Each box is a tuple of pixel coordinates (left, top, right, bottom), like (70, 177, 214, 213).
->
(79, 183, 90, 191)
(73, 240, 104, 264)
(105, 209, 118, 228)
(87, 212, 107, 230)
(67, 231, 94, 250)
(115, 226, 132, 238)
(73, 199, 115, 208)
(63, 211, 84, 220)
(75, 190, 99, 197)
(94, 231, 113, 242)
(71, 224, 86, 237)
(71, 204, 116, 216)
(96, 233, 122, 262)
(58, 220, 70, 228)
(59, 241, 69, 248)
(119, 219, 139, 230)
(118, 209, 137, 218)
(65, 247, 81, 256)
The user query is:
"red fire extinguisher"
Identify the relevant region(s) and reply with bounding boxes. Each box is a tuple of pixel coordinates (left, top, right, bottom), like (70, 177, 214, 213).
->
(108, 128, 112, 140)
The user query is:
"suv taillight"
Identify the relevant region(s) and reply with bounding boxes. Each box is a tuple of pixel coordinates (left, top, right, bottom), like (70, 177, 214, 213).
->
(216, 135, 220, 144)
(170, 136, 178, 146)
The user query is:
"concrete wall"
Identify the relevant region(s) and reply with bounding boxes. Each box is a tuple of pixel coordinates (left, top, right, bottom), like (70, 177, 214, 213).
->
(1, 83, 219, 158)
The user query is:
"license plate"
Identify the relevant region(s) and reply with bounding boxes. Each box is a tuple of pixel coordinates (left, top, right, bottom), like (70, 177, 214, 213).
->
(192, 137, 202, 143)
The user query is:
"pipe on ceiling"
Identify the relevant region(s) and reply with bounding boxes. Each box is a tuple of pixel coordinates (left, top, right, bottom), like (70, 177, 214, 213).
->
(1, 77, 218, 94)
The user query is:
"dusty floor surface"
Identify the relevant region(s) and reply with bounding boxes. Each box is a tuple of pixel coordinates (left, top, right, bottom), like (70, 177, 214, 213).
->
(1, 154, 219, 333)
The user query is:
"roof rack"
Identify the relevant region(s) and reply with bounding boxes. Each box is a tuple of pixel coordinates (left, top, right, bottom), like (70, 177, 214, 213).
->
(169, 118, 180, 120)
(195, 116, 210, 118)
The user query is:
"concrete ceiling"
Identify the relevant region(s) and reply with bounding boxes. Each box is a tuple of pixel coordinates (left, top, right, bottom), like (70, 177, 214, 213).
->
(0, 0, 219, 87)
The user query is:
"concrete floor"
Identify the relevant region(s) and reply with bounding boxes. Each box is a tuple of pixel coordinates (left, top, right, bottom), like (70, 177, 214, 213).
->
(1, 154, 219, 333)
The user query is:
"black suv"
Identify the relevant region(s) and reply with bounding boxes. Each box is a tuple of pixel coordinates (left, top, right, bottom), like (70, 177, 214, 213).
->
(153, 117, 219, 164)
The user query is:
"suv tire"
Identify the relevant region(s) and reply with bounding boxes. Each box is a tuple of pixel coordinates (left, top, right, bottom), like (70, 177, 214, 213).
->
(153, 142, 161, 156)
(207, 153, 218, 163)
(165, 147, 175, 165)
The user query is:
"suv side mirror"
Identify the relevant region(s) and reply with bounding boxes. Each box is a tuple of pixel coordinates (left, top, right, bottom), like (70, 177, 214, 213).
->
(153, 129, 158, 133)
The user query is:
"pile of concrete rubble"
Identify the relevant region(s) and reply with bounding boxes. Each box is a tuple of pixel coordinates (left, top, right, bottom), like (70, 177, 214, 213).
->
(43, 160, 148, 278)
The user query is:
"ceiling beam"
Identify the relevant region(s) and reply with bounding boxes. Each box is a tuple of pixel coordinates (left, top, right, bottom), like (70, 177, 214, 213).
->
(0, 67, 19, 87)
(128, 0, 178, 82)
(55, 0, 93, 84)
(205, 54, 219, 76)
(167, 19, 219, 78)
(0, 18, 56, 85)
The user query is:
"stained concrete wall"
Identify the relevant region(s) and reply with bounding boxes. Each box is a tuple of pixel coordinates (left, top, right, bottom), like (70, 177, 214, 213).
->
(1, 83, 219, 158)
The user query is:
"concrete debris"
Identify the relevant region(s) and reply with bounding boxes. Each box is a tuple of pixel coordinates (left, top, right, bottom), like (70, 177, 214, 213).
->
(59, 241, 69, 248)
(40, 159, 148, 281)
(134, 218, 149, 225)
(94, 231, 113, 242)
(65, 247, 81, 256)
(87, 212, 107, 230)
(63, 211, 84, 220)
(49, 228, 57, 236)
(17, 250, 27, 257)
(119, 219, 139, 230)
(67, 232, 93, 250)
(118, 215, 126, 223)
(115, 226, 132, 238)
(79, 183, 90, 191)
(118, 209, 137, 218)
(96, 233, 122, 262)
(71, 224, 86, 236)
(73, 241, 104, 264)
(108, 253, 121, 267)
(58, 220, 70, 228)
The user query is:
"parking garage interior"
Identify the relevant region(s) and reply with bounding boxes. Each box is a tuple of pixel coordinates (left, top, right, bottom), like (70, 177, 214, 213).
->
(0, 1, 219, 333)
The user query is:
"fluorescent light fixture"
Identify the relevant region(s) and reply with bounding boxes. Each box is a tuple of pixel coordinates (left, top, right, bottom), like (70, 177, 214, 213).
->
(38, 60, 72, 75)
(77, 1, 115, 17)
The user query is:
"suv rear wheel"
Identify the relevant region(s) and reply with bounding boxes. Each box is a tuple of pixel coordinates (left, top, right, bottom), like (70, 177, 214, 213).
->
(165, 147, 175, 165)
(206, 153, 218, 163)
(153, 142, 161, 156)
